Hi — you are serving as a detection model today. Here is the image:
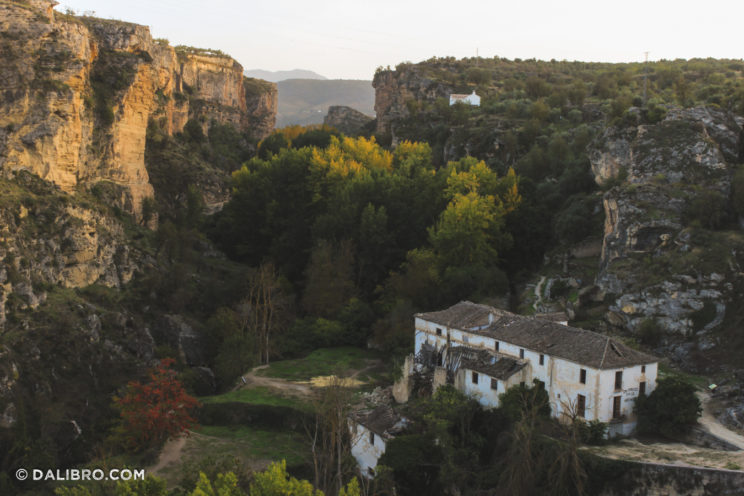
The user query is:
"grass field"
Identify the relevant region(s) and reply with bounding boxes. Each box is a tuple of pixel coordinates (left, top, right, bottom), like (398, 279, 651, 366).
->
(256, 347, 380, 381)
(193, 425, 309, 466)
(199, 386, 310, 410)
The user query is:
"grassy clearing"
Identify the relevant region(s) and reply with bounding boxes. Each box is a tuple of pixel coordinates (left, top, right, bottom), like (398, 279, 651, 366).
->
(658, 363, 709, 389)
(257, 347, 379, 381)
(193, 425, 308, 466)
(199, 386, 311, 411)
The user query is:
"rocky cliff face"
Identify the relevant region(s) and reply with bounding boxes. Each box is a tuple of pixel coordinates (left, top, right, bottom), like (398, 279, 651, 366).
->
(323, 105, 373, 135)
(372, 68, 451, 137)
(0, 0, 276, 220)
(589, 107, 744, 364)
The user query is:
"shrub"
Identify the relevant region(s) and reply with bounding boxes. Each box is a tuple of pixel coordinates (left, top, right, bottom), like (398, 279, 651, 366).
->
(635, 376, 701, 438)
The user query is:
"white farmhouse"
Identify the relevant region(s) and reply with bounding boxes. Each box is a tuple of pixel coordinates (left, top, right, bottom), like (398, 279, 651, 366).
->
(349, 405, 407, 478)
(449, 90, 481, 106)
(413, 301, 658, 437)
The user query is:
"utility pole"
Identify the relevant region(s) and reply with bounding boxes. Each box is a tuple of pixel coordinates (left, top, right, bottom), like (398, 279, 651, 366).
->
(643, 51, 649, 106)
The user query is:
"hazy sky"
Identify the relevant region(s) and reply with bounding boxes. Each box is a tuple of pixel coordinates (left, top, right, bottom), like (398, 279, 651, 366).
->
(56, 0, 744, 80)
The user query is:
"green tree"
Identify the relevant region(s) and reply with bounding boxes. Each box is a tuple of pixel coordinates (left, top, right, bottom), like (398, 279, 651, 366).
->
(635, 376, 701, 438)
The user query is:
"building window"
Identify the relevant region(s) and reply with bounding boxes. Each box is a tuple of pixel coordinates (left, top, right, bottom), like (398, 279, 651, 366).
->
(472, 372, 479, 384)
(495, 341, 499, 351)
(615, 371, 623, 390)
(490, 378, 498, 390)
(577, 394, 586, 418)
(369, 431, 375, 445)
(612, 396, 621, 419)
(639, 381, 646, 396)
(436, 328, 442, 336)
(519, 349, 524, 359)
(539, 354, 544, 365)
(463, 335, 469, 344)
(538, 380, 545, 390)
(580, 368, 586, 384)
(520, 381, 525, 387)
(641, 365, 646, 373)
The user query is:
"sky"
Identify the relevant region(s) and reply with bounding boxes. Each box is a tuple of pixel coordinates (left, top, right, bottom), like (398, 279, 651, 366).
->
(56, 0, 744, 80)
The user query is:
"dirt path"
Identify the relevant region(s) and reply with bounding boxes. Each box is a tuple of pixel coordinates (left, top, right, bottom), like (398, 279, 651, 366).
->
(697, 391, 744, 450)
(237, 364, 314, 398)
(149, 431, 194, 476)
(587, 438, 744, 470)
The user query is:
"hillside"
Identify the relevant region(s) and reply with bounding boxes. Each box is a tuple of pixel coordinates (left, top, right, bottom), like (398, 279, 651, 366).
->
(244, 68, 327, 82)
(0, 0, 276, 490)
(3, 2, 744, 494)
(370, 56, 744, 374)
(277, 78, 374, 127)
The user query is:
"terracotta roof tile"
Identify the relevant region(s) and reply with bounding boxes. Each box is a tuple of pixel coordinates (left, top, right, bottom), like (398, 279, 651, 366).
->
(417, 301, 657, 369)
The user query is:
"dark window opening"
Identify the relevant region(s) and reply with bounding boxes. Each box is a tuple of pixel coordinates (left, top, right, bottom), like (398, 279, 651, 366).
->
(495, 341, 499, 351)
(490, 378, 498, 390)
(612, 396, 621, 419)
(537, 380, 545, 390)
(639, 381, 646, 396)
(472, 372, 479, 384)
(641, 365, 646, 373)
(577, 394, 586, 418)
(519, 349, 524, 359)
(580, 369, 586, 384)
(615, 371, 623, 390)
(436, 327, 442, 336)
(539, 354, 544, 365)
(370, 431, 375, 445)
(520, 381, 525, 387)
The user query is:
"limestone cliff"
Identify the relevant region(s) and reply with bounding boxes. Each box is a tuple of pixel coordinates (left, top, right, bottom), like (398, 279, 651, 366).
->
(372, 68, 451, 137)
(0, 0, 276, 220)
(323, 105, 373, 135)
(589, 107, 744, 362)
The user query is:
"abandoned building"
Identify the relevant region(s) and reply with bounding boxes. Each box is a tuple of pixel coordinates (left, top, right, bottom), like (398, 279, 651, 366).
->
(349, 405, 408, 477)
(397, 301, 659, 437)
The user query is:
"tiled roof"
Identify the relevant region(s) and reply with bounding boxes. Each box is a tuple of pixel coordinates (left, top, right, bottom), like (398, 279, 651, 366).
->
(448, 346, 526, 380)
(535, 311, 569, 323)
(417, 301, 657, 370)
(351, 405, 407, 440)
(416, 301, 508, 329)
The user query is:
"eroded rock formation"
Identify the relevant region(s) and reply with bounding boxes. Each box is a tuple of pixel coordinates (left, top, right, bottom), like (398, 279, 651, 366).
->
(590, 107, 744, 348)
(323, 105, 373, 135)
(0, 0, 276, 220)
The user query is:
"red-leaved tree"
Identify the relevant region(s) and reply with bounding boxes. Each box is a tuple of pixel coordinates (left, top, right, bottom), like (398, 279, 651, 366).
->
(114, 358, 200, 449)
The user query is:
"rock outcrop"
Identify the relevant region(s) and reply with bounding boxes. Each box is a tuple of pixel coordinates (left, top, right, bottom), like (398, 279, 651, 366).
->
(0, 0, 276, 220)
(372, 68, 451, 137)
(323, 105, 373, 135)
(589, 107, 744, 357)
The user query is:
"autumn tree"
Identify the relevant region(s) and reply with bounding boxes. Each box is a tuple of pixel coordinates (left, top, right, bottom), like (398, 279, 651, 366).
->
(250, 460, 323, 496)
(114, 358, 200, 450)
(429, 158, 520, 268)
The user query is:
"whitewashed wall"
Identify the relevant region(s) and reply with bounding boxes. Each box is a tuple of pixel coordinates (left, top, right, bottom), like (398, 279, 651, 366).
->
(350, 422, 386, 478)
(415, 316, 658, 435)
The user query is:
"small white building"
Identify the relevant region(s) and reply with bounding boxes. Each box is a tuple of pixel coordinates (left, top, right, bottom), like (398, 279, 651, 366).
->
(449, 90, 481, 106)
(414, 301, 659, 437)
(349, 405, 407, 478)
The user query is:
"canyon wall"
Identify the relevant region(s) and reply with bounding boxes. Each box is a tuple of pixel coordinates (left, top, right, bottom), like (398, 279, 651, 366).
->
(0, 0, 276, 220)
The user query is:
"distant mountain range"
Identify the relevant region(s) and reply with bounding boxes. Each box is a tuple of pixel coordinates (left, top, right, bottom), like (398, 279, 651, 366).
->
(276, 79, 375, 128)
(243, 69, 327, 82)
